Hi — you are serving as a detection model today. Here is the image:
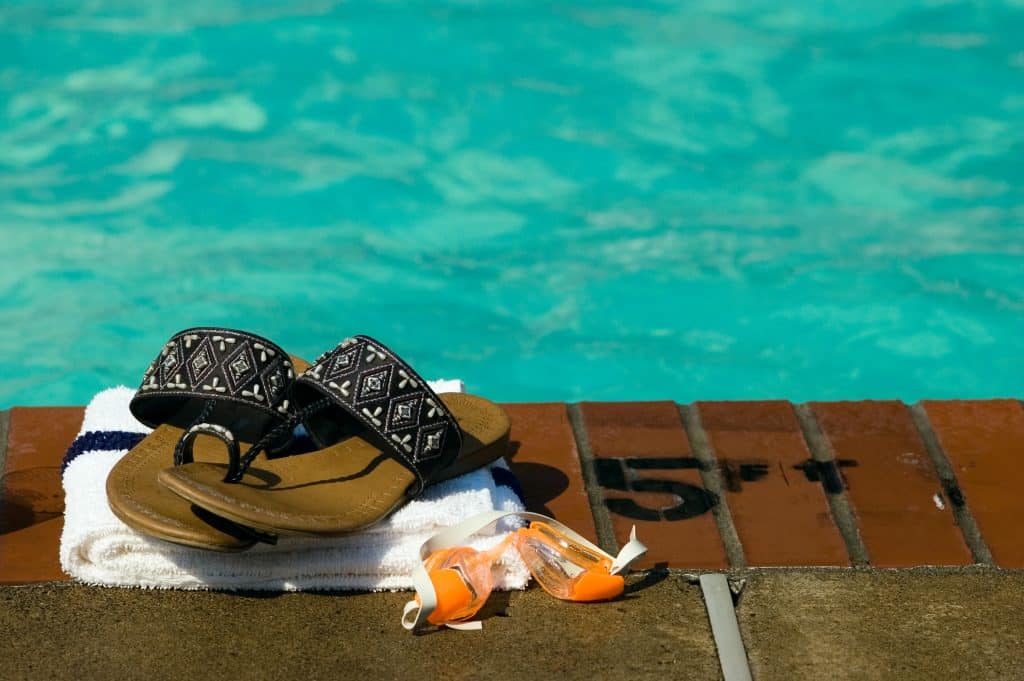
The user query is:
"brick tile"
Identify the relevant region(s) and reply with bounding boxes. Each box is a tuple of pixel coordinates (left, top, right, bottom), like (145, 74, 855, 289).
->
(811, 401, 971, 567)
(0, 517, 66, 584)
(922, 400, 1024, 568)
(0, 466, 64, 533)
(579, 401, 727, 569)
(697, 401, 848, 566)
(502, 403, 598, 544)
(4, 406, 83, 472)
(1, 406, 81, 584)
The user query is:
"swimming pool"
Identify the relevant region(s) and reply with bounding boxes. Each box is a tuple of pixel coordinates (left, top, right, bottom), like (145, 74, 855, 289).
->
(1, 1, 1022, 408)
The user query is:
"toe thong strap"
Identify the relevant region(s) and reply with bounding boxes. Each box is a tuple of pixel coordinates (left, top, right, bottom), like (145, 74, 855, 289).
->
(174, 422, 240, 467)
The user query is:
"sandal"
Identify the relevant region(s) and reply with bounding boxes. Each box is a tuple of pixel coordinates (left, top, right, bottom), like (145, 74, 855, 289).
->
(106, 328, 309, 551)
(157, 335, 510, 537)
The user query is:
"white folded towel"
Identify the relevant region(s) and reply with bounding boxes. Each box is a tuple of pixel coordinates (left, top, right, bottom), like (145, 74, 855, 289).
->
(60, 384, 529, 591)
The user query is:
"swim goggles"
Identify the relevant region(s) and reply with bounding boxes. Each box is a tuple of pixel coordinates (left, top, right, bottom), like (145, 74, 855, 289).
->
(402, 510, 647, 632)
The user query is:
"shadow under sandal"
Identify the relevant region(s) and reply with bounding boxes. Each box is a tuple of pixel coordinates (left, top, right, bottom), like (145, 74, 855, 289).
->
(106, 328, 307, 551)
(158, 335, 511, 537)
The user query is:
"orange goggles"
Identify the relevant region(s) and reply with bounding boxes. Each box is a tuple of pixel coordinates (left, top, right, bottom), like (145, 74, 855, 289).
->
(402, 511, 647, 632)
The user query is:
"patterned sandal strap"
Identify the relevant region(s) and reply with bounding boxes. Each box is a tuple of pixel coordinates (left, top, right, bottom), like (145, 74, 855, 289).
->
(291, 335, 462, 495)
(129, 328, 296, 442)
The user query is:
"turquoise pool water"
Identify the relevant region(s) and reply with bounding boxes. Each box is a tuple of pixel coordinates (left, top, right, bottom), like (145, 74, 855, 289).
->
(2, 2, 1022, 408)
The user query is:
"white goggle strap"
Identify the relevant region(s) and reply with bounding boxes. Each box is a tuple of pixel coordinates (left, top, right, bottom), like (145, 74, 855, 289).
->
(401, 510, 647, 632)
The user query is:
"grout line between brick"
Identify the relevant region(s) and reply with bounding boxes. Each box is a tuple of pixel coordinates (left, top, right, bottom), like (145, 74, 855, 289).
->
(793, 403, 871, 567)
(566, 403, 620, 554)
(909, 403, 994, 565)
(0, 409, 9, 505)
(679, 404, 746, 569)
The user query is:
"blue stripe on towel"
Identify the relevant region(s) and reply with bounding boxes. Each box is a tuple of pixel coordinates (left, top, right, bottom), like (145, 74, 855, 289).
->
(61, 431, 146, 473)
(490, 466, 525, 504)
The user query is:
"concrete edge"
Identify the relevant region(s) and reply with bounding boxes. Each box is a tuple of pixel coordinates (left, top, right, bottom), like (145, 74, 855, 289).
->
(566, 403, 620, 554)
(909, 403, 995, 565)
(679, 404, 747, 569)
(793, 404, 871, 566)
(11, 562, 1022, 591)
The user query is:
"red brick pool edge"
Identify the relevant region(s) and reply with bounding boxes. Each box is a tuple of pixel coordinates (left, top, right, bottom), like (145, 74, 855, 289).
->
(2, 399, 1024, 584)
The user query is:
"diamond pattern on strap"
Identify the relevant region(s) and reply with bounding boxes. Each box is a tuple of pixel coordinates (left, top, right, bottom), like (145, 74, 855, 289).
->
(325, 345, 360, 379)
(297, 335, 461, 477)
(185, 335, 217, 385)
(131, 328, 296, 427)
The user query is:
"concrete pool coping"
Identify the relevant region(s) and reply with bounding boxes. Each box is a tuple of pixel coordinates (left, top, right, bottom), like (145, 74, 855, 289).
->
(2, 399, 1024, 679)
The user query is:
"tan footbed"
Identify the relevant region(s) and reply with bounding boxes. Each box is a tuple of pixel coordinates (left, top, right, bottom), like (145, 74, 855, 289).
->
(156, 393, 510, 537)
(106, 424, 263, 551)
(105, 355, 311, 551)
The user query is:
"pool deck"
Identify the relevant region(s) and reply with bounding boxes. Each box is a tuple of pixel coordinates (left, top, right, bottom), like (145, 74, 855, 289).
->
(2, 400, 1024, 679)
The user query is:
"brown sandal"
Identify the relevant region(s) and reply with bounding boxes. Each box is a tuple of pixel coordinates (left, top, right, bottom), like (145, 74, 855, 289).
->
(106, 328, 309, 551)
(158, 335, 510, 537)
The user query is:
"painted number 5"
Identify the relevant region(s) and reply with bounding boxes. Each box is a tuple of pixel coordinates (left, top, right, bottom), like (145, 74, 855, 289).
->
(594, 457, 717, 521)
